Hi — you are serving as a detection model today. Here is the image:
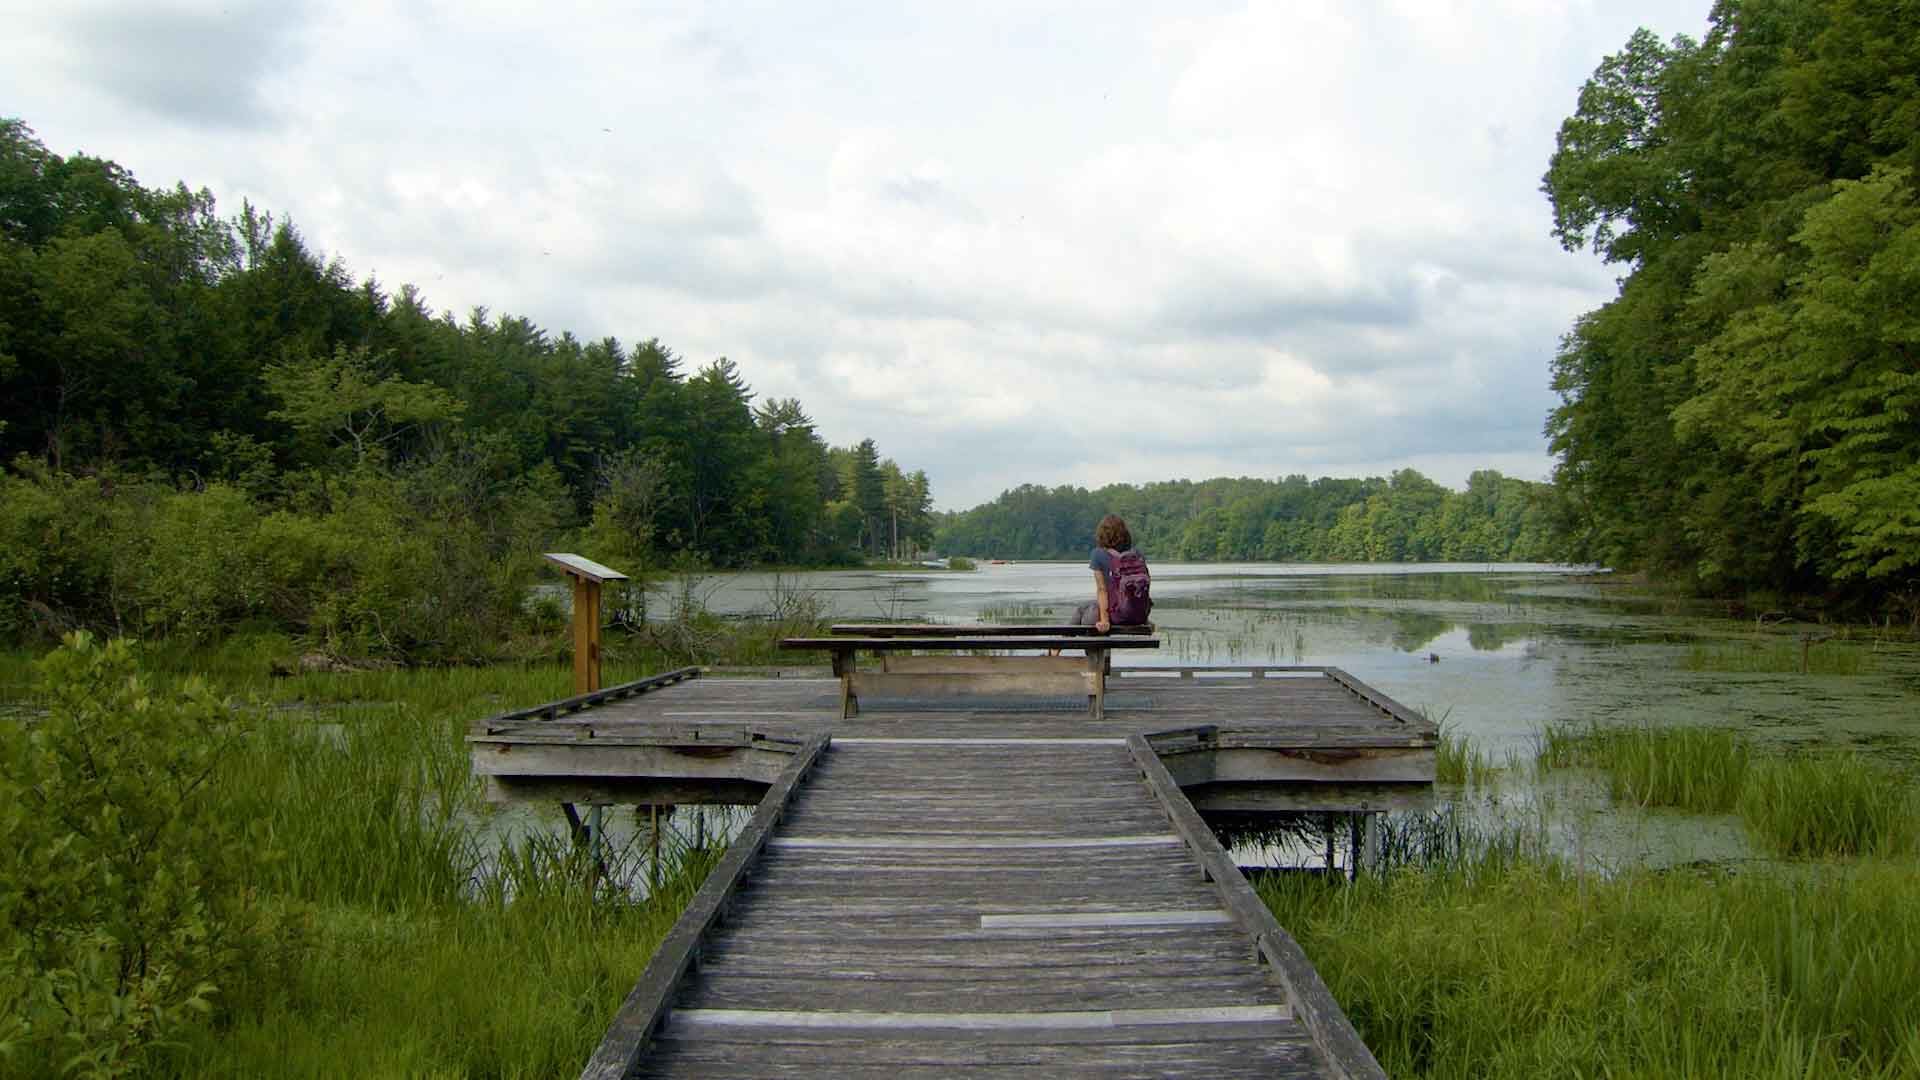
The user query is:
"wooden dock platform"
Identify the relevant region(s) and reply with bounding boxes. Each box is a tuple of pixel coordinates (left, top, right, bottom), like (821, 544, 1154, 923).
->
(469, 666, 1433, 1079)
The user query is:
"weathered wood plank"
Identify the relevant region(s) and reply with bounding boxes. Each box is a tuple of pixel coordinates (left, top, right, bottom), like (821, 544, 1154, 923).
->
(471, 742, 796, 783)
(678, 974, 1284, 1012)
(470, 665, 700, 734)
(578, 732, 828, 1080)
(650, 1017, 1306, 1047)
(667, 1004, 1289, 1031)
(636, 1041, 1323, 1080)
(1127, 734, 1388, 1080)
(848, 670, 1095, 701)
(483, 776, 767, 806)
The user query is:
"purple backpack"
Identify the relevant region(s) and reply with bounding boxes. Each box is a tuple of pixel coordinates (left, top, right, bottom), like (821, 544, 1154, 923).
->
(1106, 549, 1152, 624)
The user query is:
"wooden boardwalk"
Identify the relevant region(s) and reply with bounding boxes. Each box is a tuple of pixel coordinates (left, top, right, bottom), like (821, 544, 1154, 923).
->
(472, 667, 1429, 1079)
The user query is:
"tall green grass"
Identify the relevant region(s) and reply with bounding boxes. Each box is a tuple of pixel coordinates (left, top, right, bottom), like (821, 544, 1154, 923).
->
(1261, 847, 1920, 1078)
(1435, 722, 1500, 789)
(1740, 754, 1918, 858)
(1, 639, 743, 1079)
(1539, 722, 1751, 811)
(1539, 722, 1918, 858)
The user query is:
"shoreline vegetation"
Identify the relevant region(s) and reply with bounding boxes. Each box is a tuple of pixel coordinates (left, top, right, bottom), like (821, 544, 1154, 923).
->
(0, 634, 734, 1079)
(1282, 723, 1920, 1078)
(5, 624, 1916, 1077)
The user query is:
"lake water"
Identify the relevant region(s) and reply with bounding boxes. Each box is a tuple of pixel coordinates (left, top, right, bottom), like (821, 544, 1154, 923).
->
(673, 561, 1920, 871)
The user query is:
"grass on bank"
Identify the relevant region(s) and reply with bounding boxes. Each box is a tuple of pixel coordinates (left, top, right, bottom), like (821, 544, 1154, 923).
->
(0, 633, 742, 1079)
(1260, 845, 1920, 1079)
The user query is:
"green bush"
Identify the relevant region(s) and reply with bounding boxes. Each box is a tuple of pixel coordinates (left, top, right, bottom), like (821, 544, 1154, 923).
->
(1, 453, 568, 663)
(0, 466, 129, 639)
(0, 634, 300, 1078)
(135, 484, 268, 641)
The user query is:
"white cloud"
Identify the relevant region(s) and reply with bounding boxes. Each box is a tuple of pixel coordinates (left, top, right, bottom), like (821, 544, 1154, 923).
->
(0, 0, 1711, 508)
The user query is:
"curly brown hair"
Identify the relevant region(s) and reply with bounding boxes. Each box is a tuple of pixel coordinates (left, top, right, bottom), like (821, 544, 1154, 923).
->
(1094, 514, 1132, 551)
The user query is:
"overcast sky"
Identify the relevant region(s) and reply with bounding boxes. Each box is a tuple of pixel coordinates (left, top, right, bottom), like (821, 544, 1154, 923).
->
(2, 0, 1709, 509)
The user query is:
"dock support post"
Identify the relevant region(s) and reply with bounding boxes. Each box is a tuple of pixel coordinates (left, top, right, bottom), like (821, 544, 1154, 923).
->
(1347, 813, 1362, 881)
(1363, 812, 1381, 877)
(649, 803, 661, 895)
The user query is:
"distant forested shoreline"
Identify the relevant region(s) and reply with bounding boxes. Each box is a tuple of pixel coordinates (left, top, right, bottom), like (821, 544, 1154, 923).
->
(934, 470, 1560, 563)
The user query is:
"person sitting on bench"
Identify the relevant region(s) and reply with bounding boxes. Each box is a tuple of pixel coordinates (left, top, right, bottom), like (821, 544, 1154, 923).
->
(1074, 514, 1152, 632)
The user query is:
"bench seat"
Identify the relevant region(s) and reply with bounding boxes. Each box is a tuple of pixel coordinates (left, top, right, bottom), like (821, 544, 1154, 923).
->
(779, 633, 1161, 720)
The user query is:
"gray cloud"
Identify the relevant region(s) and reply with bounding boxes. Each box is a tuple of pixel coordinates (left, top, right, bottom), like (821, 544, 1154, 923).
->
(49, 1, 311, 129)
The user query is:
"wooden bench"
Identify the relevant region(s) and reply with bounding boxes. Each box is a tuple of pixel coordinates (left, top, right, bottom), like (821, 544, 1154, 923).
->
(780, 626, 1160, 721)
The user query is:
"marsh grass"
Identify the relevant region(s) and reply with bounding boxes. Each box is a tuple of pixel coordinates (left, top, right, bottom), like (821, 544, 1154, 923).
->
(1435, 720, 1501, 789)
(1539, 722, 1918, 858)
(169, 837, 720, 1078)
(1259, 849, 1920, 1078)
(1, 634, 755, 1079)
(1368, 806, 1549, 876)
(163, 702, 731, 1078)
(1537, 722, 1751, 812)
(1739, 753, 1918, 858)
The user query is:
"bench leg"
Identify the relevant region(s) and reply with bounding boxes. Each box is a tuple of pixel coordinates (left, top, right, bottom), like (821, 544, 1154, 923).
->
(832, 650, 858, 718)
(1087, 648, 1107, 721)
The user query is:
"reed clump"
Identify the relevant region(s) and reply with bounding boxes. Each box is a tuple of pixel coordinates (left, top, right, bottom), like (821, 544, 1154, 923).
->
(1260, 838, 1920, 1078)
(1739, 753, 1918, 858)
(1539, 722, 1751, 811)
(1538, 722, 1918, 858)
(1434, 722, 1501, 789)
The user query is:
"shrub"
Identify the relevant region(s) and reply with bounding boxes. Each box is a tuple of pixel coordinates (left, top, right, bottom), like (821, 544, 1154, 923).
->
(0, 634, 299, 1077)
(134, 484, 267, 641)
(0, 465, 136, 640)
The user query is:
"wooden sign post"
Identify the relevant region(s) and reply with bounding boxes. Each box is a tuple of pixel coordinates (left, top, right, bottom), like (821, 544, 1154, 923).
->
(543, 553, 629, 695)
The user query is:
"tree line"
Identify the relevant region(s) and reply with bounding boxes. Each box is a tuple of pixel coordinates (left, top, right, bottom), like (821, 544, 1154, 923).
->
(1541, 0, 1920, 619)
(933, 469, 1559, 563)
(0, 119, 934, 652)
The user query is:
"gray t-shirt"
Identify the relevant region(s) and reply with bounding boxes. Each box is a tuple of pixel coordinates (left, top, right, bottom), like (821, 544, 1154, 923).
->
(1089, 546, 1136, 581)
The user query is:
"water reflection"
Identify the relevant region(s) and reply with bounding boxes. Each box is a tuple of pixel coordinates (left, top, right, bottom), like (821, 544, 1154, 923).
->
(679, 562, 1920, 871)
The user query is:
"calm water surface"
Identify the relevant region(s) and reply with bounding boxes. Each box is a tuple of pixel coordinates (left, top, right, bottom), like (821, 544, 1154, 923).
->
(678, 562, 1920, 871)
